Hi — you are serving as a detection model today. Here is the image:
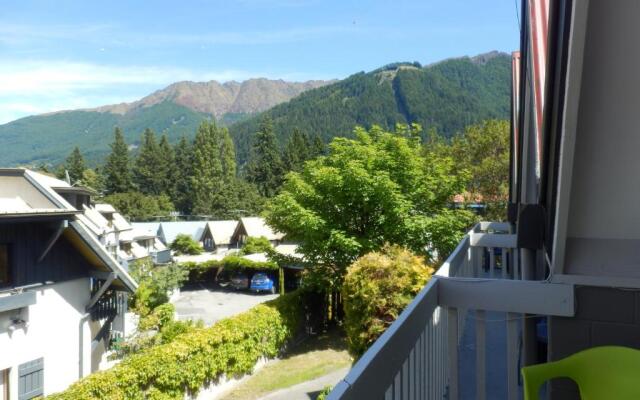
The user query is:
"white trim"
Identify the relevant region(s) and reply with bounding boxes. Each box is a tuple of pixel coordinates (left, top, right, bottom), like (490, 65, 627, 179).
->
(469, 233, 517, 249)
(551, 0, 590, 276)
(437, 277, 575, 317)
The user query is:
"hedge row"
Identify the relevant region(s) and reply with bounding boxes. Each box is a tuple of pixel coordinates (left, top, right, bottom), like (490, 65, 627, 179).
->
(48, 291, 303, 399)
(182, 255, 278, 283)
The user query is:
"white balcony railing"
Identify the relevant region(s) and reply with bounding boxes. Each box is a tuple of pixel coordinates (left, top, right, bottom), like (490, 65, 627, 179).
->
(328, 222, 573, 400)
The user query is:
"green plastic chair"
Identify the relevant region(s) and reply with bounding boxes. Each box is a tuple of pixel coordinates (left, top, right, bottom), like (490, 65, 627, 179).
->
(521, 346, 640, 399)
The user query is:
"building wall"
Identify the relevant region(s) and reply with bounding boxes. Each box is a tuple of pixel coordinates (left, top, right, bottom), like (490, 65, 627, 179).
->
(549, 286, 640, 398)
(0, 278, 107, 397)
(0, 222, 91, 287)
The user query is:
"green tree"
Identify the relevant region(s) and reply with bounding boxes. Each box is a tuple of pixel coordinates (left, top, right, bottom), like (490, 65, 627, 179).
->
(282, 128, 311, 172)
(64, 147, 86, 184)
(246, 116, 284, 197)
(81, 168, 105, 193)
(104, 127, 133, 194)
(191, 121, 225, 215)
(133, 128, 164, 195)
(158, 135, 177, 199)
(102, 192, 174, 220)
(265, 124, 475, 289)
(220, 127, 236, 183)
(173, 136, 193, 214)
(450, 119, 510, 220)
(169, 234, 202, 255)
(310, 134, 326, 158)
(239, 236, 273, 255)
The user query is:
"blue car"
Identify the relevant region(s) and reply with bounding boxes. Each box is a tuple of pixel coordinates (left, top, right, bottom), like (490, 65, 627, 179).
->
(250, 273, 277, 294)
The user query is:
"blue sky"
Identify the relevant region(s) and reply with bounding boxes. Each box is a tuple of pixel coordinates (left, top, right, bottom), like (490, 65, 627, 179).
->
(0, 0, 520, 124)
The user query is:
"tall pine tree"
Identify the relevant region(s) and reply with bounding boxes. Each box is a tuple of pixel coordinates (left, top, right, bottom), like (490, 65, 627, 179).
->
(64, 146, 86, 184)
(133, 128, 164, 195)
(173, 136, 193, 214)
(247, 116, 284, 197)
(220, 127, 236, 183)
(104, 127, 133, 194)
(191, 121, 225, 215)
(282, 128, 311, 173)
(158, 135, 177, 199)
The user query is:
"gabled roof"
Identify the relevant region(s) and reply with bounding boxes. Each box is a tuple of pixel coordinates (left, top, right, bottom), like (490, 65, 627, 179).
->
(202, 220, 239, 246)
(0, 168, 137, 292)
(157, 221, 206, 245)
(131, 222, 161, 237)
(236, 217, 284, 241)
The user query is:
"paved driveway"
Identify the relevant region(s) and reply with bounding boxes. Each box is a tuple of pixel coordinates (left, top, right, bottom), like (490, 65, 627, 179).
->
(171, 286, 279, 326)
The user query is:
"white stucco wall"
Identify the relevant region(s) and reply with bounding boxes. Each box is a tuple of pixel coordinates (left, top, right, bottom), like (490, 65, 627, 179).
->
(0, 278, 107, 397)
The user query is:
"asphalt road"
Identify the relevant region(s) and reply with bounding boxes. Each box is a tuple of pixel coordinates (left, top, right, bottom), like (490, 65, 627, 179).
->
(171, 286, 278, 326)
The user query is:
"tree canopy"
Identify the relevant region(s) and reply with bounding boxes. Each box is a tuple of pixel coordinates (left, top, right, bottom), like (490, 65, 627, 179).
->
(265, 124, 475, 288)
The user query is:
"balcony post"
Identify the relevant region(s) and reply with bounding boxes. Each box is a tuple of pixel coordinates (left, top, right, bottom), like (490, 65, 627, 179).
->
(447, 307, 459, 400)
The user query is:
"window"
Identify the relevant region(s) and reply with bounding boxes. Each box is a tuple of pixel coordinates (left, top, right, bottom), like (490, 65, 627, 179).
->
(0, 244, 10, 287)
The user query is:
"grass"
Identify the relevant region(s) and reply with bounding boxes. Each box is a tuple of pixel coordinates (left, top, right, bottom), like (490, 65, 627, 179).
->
(221, 329, 352, 399)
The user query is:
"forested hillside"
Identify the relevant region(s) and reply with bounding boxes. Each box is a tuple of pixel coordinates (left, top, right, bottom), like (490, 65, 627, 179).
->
(229, 52, 511, 163)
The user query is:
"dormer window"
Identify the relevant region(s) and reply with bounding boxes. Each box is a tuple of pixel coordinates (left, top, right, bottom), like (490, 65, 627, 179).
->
(0, 244, 11, 287)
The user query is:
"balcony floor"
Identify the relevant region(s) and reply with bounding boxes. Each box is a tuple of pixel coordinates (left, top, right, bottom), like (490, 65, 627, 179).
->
(458, 309, 524, 400)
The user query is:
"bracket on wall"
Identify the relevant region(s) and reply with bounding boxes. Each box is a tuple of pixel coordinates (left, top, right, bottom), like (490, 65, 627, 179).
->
(37, 220, 68, 263)
(86, 272, 116, 311)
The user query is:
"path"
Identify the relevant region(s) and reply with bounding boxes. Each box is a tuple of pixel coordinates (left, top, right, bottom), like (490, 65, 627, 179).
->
(258, 367, 350, 400)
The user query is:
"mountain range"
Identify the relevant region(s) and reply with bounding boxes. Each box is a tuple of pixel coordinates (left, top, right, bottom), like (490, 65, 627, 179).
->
(0, 51, 511, 167)
(0, 79, 331, 166)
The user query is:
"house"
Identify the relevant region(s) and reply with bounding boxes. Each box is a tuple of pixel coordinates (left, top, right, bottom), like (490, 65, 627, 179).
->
(200, 220, 239, 253)
(231, 217, 285, 247)
(0, 168, 137, 398)
(154, 221, 206, 247)
(42, 178, 171, 268)
(329, 1, 640, 399)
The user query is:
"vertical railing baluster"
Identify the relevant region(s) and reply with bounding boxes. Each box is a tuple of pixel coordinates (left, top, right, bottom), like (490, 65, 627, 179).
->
(501, 248, 507, 279)
(476, 310, 486, 400)
(507, 312, 519, 400)
(447, 308, 459, 400)
(489, 248, 496, 278)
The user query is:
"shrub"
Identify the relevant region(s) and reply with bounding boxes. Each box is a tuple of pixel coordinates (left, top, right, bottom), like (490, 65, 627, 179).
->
(239, 236, 273, 255)
(170, 234, 203, 255)
(130, 260, 188, 315)
(342, 245, 434, 357)
(47, 292, 303, 399)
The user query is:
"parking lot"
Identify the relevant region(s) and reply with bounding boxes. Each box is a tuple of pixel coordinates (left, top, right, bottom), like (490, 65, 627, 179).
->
(171, 285, 279, 326)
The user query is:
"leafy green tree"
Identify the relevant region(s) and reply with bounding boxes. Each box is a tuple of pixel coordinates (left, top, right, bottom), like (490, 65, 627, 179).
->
(133, 128, 164, 195)
(282, 128, 311, 172)
(342, 245, 434, 357)
(239, 236, 273, 255)
(450, 119, 510, 220)
(173, 136, 193, 213)
(190, 121, 225, 215)
(158, 135, 177, 199)
(265, 124, 475, 289)
(169, 234, 203, 255)
(104, 127, 133, 194)
(81, 168, 105, 193)
(102, 191, 174, 220)
(64, 147, 86, 184)
(246, 116, 284, 197)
